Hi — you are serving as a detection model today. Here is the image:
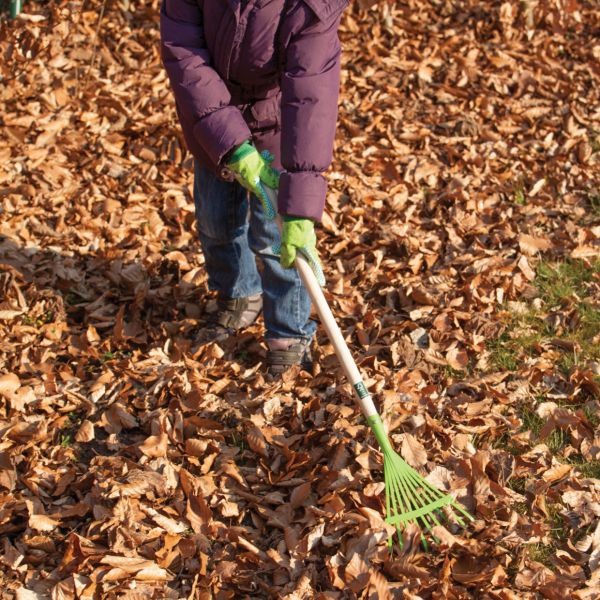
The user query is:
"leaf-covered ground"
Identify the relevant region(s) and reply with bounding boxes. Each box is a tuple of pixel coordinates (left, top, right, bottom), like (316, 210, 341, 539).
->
(1, 1, 599, 598)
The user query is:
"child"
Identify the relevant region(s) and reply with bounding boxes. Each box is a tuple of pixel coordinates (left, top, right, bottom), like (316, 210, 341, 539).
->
(160, 0, 347, 374)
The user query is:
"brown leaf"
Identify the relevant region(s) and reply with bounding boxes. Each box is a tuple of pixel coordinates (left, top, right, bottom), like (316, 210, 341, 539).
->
(517, 255, 536, 281)
(15, 589, 43, 600)
(100, 556, 172, 580)
(369, 568, 392, 600)
(74, 420, 95, 443)
(29, 513, 60, 533)
(519, 233, 552, 255)
(0, 452, 16, 491)
(542, 463, 571, 483)
(571, 245, 599, 258)
(401, 433, 428, 468)
(290, 481, 311, 510)
(0, 373, 20, 397)
(138, 433, 168, 458)
(452, 555, 497, 584)
(184, 438, 207, 457)
(446, 347, 469, 371)
(2, 538, 24, 570)
(246, 425, 269, 458)
(141, 506, 187, 535)
(186, 493, 212, 533)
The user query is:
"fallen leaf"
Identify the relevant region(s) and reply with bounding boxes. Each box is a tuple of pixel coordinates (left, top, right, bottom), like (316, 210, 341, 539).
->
(446, 347, 469, 370)
(75, 420, 95, 443)
(519, 233, 552, 255)
(0, 373, 20, 397)
(290, 481, 311, 510)
(401, 433, 428, 468)
(138, 433, 168, 458)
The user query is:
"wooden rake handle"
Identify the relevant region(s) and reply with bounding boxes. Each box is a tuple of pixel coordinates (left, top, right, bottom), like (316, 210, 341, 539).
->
(265, 187, 379, 421)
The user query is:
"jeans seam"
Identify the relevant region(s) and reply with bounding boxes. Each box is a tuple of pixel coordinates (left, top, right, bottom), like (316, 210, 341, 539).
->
(294, 270, 301, 335)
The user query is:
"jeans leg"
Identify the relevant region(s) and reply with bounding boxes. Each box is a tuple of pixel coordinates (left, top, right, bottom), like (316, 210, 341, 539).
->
(247, 193, 317, 341)
(193, 161, 262, 299)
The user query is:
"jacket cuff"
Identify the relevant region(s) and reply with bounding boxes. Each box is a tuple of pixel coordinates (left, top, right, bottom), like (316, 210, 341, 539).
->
(193, 106, 252, 167)
(278, 171, 327, 222)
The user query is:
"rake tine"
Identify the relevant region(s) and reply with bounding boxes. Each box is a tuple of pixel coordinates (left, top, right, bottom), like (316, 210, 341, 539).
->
(383, 462, 399, 551)
(385, 461, 415, 549)
(382, 462, 395, 551)
(389, 457, 444, 528)
(387, 462, 431, 547)
(407, 469, 472, 529)
(448, 500, 473, 526)
(401, 472, 443, 530)
(386, 461, 411, 523)
(393, 469, 441, 547)
(405, 469, 452, 520)
(398, 474, 436, 533)
(404, 470, 445, 513)
(406, 478, 457, 535)
(386, 477, 406, 548)
(409, 470, 470, 524)
(385, 461, 417, 526)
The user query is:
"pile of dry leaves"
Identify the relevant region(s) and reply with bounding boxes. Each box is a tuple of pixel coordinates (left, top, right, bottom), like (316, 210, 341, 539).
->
(1, 0, 599, 598)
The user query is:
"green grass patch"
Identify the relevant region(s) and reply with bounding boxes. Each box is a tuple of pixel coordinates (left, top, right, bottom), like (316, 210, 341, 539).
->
(487, 333, 520, 371)
(21, 310, 55, 327)
(546, 429, 568, 453)
(567, 456, 600, 479)
(518, 406, 568, 453)
(514, 188, 526, 206)
(546, 502, 568, 542)
(100, 350, 132, 363)
(230, 431, 246, 452)
(443, 365, 472, 380)
(519, 406, 544, 437)
(513, 501, 529, 515)
(522, 504, 566, 562)
(536, 259, 600, 306)
(583, 406, 600, 429)
(484, 258, 600, 576)
(590, 192, 600, 216)
(527, 543, 555, 566)
(507, 476, 528, 495)
(491, 432, 521, 455)
(486, 258, 600, 377)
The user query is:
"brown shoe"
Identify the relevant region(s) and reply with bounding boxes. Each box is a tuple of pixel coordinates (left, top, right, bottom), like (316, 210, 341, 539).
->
(193, 293, 262, 347)
(266, 338, 313, 376)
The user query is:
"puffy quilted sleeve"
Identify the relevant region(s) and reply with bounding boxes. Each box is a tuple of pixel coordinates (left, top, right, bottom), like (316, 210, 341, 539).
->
(160, 0, 251, 166)
(278, 0, 347, 222)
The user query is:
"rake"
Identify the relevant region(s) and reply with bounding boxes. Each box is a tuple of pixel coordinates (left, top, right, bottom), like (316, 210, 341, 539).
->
(264, 188, 473, 546)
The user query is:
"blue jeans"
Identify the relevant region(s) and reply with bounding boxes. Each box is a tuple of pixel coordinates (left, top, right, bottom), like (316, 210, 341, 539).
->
(193, 161, 317, 342)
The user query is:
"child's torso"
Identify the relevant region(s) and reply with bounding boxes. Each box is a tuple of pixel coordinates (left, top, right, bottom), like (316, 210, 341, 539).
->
(200, 0, 288, 91)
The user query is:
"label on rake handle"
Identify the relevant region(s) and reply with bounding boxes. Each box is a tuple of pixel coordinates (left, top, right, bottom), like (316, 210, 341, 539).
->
(353, 381, 369, 400)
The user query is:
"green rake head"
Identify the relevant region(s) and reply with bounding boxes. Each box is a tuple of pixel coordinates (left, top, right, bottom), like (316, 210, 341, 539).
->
(367, 415, 474, 550)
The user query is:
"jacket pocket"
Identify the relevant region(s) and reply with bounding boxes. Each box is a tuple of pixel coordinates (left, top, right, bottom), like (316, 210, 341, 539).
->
(246, 93, 281, 132)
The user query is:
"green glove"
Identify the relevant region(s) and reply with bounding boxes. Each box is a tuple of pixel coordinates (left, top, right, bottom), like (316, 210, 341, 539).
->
(226, 142, 279, 220)
(279, 217, 325, 287)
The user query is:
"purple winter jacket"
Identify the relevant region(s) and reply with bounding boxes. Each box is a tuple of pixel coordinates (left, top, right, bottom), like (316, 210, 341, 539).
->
(160, 0, 348, 222)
